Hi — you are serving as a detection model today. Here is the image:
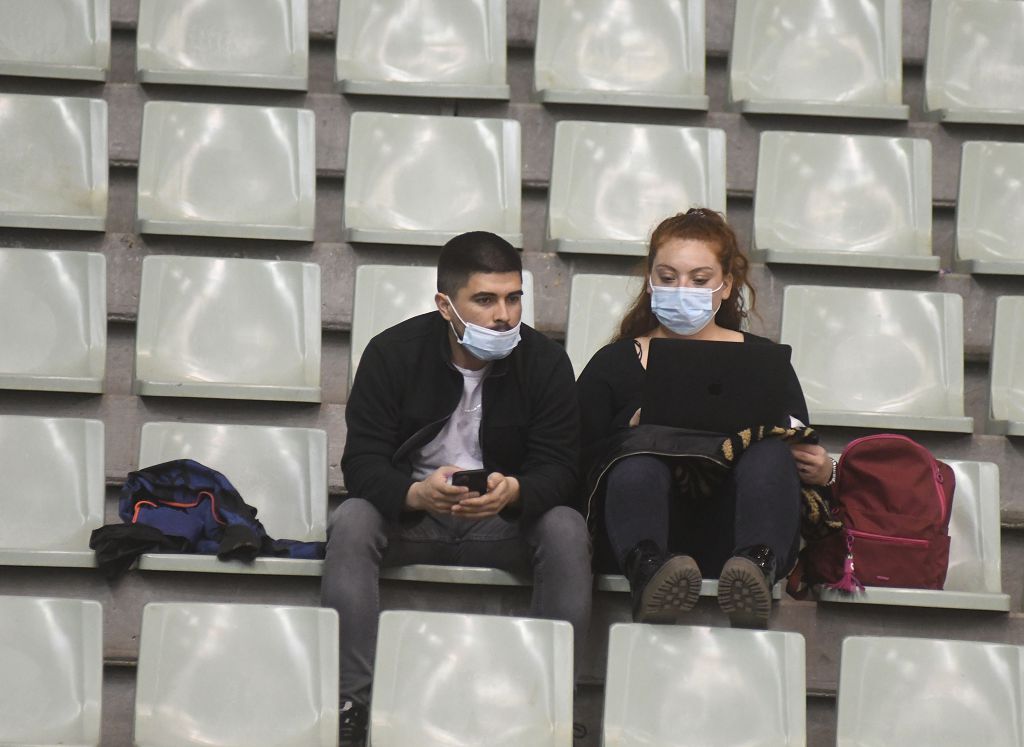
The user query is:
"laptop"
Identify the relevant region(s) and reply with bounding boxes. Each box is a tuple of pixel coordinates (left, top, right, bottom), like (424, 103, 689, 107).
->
(640, 338, 794, 433)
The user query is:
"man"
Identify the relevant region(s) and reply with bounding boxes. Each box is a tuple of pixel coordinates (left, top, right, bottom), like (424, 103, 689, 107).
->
(322, 231, 592, 745)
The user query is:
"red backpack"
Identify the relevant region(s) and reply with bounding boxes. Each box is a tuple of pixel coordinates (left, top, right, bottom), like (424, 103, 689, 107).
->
(800, 434, 955, 592)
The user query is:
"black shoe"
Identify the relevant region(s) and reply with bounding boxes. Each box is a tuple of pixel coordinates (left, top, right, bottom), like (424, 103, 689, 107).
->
(624, 539, 702, 623)
(339, 698, 368, 747)
(718, 544, 776, 629)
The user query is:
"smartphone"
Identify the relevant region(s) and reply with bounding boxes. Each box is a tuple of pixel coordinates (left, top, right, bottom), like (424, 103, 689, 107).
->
(451, 469, 489, 494)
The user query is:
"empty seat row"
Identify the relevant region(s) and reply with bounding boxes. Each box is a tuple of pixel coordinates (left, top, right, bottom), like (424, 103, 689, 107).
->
(5, 96, 1024, 273)
(5, 0, 1024, 125)
(4, 596, 1022, 747)
(0, 414, 1010, 611)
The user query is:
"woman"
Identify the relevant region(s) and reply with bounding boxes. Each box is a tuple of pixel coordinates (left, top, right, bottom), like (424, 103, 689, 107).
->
(576, 208, 834, 627)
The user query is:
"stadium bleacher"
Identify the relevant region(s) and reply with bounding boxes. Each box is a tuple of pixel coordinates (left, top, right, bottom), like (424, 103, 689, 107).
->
(0, 1, 1022, 745)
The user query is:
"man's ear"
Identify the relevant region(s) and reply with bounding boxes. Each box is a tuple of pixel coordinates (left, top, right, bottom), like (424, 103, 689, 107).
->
(435, 292, 453, 322)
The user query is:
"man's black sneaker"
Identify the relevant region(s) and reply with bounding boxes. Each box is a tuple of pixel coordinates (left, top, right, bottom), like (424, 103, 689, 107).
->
(339, 698, 368, 747)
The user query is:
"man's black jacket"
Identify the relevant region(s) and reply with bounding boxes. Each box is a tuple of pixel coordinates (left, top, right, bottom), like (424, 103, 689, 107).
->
(342, 311, 580, 526)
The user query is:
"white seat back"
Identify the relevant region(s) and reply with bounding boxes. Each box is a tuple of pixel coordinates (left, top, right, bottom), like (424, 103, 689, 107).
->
(547, 121, 726, 256)
(990, 296, 1024, 435)
(343, 112, 522, 246)
(336, 0, 508, 99)
(137, 101, 316, 240)
(134, 255, 321, 402)
(533, 0, 707, 109)
(0, 0, 109, 80)
(944, 460, 1003, 596)
(134, 602, 338, 747)
(837, 636, 1024, 746)
(0, 93, 107, 231)
(0, 596, 102, 746)
(370, 610, 573, 746)
(136, 0, 308, 90)
(565, 274, 644, 377)
(0, 249, 106, 393)
(956, 142, 1024, 274)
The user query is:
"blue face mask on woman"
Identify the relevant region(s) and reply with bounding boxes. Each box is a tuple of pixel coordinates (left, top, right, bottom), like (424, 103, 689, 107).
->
(445, 296, 522, 361)
(648, 278, 725, 336)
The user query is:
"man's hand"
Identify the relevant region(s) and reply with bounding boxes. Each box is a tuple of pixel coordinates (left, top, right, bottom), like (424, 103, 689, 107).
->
(790, 443, 834, 486)
(450, 472, 520, 519)
(405, 466, 471, 513)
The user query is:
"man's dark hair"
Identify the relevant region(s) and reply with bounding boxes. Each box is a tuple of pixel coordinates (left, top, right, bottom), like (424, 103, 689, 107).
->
(437, 231, 522, 296)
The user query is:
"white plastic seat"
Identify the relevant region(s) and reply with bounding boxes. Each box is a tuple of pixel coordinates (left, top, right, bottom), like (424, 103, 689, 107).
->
(335, 0, 508, 99)
(990, 296, 1024, 436)
(533, 0, 708, 110)
(729, 0, 908, 120)
(349, 264, 535, 384)
(0, 0, 109, 80)
(0, 249, 106, 393)
(136, 0, 308, 90)
(133, 255, 321, 402)
(754, 132, 936, 271)
(816, 459, 1009, 611)
(136, 101, 316, 240)
(135, 421, 328, 575)
(134, 602, 338, 747)
(547, 121, 726, 256)
(836, 636, 1024, 746)
(0, 596, 102, 746)
(955, 142, 1024, 275)
(780, 286, 973, 433)
(0, 416, 104, 568)
(604, 624, 806, 746)
(343, 112, 522, 246)
(565, 274, 644, 377)
(370, 611, 573, 746)
(925, 0, 1024, 125)
(0, 93, 107, 231)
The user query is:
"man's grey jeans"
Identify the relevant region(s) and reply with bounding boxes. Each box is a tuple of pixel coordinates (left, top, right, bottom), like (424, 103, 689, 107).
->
(320, 498, 593, 705)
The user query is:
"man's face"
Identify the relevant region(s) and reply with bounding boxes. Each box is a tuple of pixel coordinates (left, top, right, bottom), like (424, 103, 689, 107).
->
(437, 271, 524, 333)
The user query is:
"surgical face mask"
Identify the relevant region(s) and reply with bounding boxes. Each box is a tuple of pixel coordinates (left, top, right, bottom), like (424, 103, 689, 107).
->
(648, 278, 725, 336)
(444, 296, 522, 361)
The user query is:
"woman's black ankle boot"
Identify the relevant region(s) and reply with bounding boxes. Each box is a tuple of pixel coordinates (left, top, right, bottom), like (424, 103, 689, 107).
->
(718, 544, 777, 628)
(623, 540, 702, 623)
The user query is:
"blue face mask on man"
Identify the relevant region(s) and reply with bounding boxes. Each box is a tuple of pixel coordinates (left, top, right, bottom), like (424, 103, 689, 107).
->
(648, 278, 725, 336)
(444, 296, 522, 361)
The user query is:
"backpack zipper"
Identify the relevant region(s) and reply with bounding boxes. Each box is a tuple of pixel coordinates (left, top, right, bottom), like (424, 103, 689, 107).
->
(837, 433, 949, 522)
(847, 527, 929, 547)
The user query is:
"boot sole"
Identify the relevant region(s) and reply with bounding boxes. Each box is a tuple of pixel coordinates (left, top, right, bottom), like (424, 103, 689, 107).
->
(718, 556, 772, 629)
(635, 555, 702, 623)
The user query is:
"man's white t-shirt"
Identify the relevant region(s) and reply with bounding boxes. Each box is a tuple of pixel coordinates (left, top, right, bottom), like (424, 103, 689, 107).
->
(410, 362, 489, 481)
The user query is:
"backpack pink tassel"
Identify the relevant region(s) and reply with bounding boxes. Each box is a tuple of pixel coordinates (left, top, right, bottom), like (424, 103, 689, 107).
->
(825, 534, 865, 594)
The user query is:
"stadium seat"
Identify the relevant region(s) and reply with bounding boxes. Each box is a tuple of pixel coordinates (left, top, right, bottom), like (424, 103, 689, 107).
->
(133, 255, 321, 402)
(729, 0, 908, 120)
(0, 248, 106, 393)
(136, 101, 316, 240)
(780, 286, 974, 433)
(135, 421, 328, 575)
(836, 636, 1024, 746)
(955, 142, 1024, 275)
(566, 274, 644, 377)
(0, 415, 104, 568)
(370, 611, 573, 746)
(990, 296, 1024, 436)
(343, 112, 522, 246)
(335, 0, 509, 99)
(134, 602, 338, 747)
(925, 0, 1024, 125)
(546, 121, 726, 256)
(349, 264, 535, 384)
(603, 624, 806, 746)
(0, 93, 107, 231)
(533, 0, 708, 110)
(754, 131, 937, 271)
(816, 459, 1009, 611)
(0, 596, 102, 747)
(136, 0, 308, 90)
(0, 0, 109, 80)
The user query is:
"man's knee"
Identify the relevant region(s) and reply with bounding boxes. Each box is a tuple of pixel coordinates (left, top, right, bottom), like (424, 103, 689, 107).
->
(531, 506, 592, 560)
(326, 497, 388, 551)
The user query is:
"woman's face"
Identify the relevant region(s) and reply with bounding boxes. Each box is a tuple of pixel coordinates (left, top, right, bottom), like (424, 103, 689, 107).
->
(648, 237, 733, 302)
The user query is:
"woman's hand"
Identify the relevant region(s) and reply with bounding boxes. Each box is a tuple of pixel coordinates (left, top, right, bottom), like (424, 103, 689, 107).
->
(790, 443, 835, 486)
